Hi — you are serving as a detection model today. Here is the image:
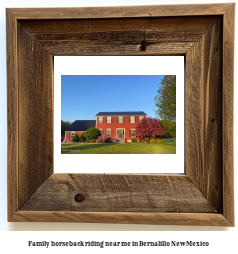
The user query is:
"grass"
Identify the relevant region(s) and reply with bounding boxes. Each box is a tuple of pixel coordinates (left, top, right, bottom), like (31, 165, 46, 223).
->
(61, 138, 176, 154)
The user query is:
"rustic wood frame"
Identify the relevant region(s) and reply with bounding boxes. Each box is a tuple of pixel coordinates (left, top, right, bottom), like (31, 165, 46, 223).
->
(7, 4, 234, 226)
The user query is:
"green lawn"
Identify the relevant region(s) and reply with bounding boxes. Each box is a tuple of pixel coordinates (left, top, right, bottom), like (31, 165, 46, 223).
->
(61, 139, 176, 154)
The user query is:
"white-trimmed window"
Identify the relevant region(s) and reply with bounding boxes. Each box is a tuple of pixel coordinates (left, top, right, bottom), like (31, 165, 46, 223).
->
(139, 116, 144, 122)
(130, 129, 136, 137)
(130, 116, 135, 123)
(99, 129, 103, 136)
(118, 116, 123, 123)
(106, 129, 111, 137)
(70, 131, 75, 139)
(98, 116, 103, 123)
(107, 116, 111, 123)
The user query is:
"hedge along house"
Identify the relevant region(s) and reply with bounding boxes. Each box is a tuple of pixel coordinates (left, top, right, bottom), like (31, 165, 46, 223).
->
(96, 111, 147, 143)
(64, 120, 96, 142)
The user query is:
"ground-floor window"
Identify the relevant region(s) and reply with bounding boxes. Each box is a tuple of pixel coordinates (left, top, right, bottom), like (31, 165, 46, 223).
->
(99, 129, 103, 136)
(130, 129, 136, 137)
(106, 129, 111, 137)
(70, 131, 75, 139)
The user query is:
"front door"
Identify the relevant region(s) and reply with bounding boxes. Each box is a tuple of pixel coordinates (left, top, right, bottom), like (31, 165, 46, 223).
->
(117, 129, 124, 138)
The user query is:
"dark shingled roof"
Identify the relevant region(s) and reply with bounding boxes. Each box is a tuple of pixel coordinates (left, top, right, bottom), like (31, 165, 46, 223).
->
(95, 111, 147, 116)
(66, 120, 96, 131)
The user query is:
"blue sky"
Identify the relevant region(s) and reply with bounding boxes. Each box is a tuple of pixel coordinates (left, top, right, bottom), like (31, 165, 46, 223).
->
(61, 75, 164, 122)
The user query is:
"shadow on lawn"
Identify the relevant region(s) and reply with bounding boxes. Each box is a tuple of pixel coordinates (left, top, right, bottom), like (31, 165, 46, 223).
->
(61, 143, 118, 152)
(162, 138, 176, 144)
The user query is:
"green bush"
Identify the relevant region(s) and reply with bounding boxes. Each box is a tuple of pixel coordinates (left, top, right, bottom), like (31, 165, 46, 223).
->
(91, 139, 96, 143)
(79, 132, 86, 142)
(131, 138, 137, 143)
(145, 139, 150, 144)
(104, 138, 109, 143)
(157, 139, 163, 145)
(98, 139, 102, 143)
(72, 134, 79, 142)
(150, 139, 156, 144)
(84, 127, 100, 140)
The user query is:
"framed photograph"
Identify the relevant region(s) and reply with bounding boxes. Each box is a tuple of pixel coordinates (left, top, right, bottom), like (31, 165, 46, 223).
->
(7, 3, 234, 225)
(55, 56, 184, 174)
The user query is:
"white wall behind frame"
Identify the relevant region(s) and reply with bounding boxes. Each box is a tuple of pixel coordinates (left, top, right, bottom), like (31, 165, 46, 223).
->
(0, 0, 237, 234)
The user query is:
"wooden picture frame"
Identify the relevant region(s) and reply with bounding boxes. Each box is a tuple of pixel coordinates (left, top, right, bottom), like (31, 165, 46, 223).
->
(7, 3, 234, 226)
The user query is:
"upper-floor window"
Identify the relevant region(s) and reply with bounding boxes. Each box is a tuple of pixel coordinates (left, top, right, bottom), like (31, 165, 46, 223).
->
(107, 116, 111, 123)
(139, 116, 144, 122)
(130, 116, 135, 123)
(98, 116, 103, 123)
(118, 116, 123, 123)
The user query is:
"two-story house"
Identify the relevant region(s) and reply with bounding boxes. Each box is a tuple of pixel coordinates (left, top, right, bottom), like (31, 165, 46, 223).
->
(95, 111, 147, 142)
(64, 111, 147, 142)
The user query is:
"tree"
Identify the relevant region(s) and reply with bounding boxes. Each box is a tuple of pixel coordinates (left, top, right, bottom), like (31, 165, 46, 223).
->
(84, 127, 100, 140)
(61, 120, 72, 137)
(160, 119, 176, 138)
(79, 132, 86, 142)
(135, 117, 167, 139)
(72, 134, 79, 142)
(154, 75, 176, 137)
(154, 75, 176, 121)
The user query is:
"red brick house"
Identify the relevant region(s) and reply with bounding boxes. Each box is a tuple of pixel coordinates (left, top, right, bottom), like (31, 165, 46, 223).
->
(95, 111, 147, 142)
(64, 111, 147, 142)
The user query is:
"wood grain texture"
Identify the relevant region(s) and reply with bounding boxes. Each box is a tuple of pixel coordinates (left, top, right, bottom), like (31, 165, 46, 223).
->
(20, 16, 218, 34)
(11, 211, 232, 226)
(19, 17, 218, 56)
(222, 4, 235, 226)
(7, 9, 18, 221)
(6, 5, 234, 225)
(8, 4, 233, 19)
(38, 41, 193, 56)
(20, 174, 217, 213)
(186, 18, 222, 212)
(17, 23, 54, 208)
